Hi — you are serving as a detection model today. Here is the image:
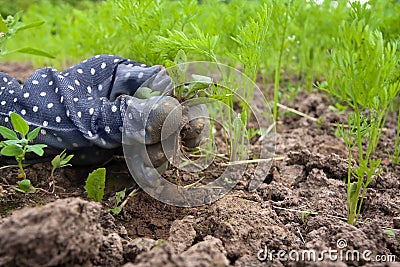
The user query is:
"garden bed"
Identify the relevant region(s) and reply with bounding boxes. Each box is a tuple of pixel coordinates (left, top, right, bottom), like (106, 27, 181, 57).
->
(0, 62, 399, 267)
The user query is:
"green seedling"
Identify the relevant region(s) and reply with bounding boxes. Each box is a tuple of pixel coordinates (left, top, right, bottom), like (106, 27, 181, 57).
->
(301, 210, 315, 227)
(270, 0, 293, 123)
(321, 2, 400, 225)
(15, 179, 36, 194)
(110, 188, 140, 215)
(109, 188, 126, 215)
(0, 112, 47, 178)
(51, 149, 74, 177)
(84, 168, 106, 202)
(247, 128, 268, 141)
(383, 229, 395, 238)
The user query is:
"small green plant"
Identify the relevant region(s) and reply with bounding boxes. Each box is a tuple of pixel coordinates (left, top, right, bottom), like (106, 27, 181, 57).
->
(301, 210, 315, 227)
(383, 229, 396, 238)
(0, 112, 47, 178)
(109, 188, 126, 215)
(15, 179, 36, 194)
(230, 4, 270, 82)
(269, 0, 293, 122)
(321, 3, 400, 225)
(51, 149, 74, 177)
(84, 167, 106, 202)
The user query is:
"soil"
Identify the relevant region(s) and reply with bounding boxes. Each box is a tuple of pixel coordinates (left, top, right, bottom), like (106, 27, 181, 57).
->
(0, 62, 399, 267)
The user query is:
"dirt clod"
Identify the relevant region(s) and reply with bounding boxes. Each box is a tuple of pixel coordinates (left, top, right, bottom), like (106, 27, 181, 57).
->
(168, 215, 197, 254)
(0, 197, 103, 267)
(125, 236, 229, 267)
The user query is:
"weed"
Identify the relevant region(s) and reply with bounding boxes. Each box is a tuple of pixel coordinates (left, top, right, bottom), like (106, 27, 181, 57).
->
(301, 210, 314, 227)
(109, 188, 126, 215)
(383, 229, 396, 238)
(0, 112, 47, 178)
(50, 149, 74, 177)
(84, 167, 106, 202)
(15, 179, 36, 194)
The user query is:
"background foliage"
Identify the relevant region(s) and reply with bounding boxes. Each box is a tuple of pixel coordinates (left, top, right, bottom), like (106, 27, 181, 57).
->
(2, 0, 398, 79)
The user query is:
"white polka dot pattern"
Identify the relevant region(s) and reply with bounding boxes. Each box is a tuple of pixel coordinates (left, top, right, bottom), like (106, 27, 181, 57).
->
(0, 54, 166, 164)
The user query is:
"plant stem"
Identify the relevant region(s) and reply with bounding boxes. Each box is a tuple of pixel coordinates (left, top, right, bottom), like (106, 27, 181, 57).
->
(17, 146, 27, 178)
(393, 108, 400, 164)
(346, 153, 354, 225)
(273, 6, 289, 122)
(17, 158, 25, 178)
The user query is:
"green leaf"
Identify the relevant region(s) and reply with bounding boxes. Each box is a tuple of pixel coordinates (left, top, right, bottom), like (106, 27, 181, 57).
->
(0, 14, 8, 32)
(185, 97, 217, 106)
(10, 113, 29, 136)
(175, 49, 188, 73)
(27, 127, 41, 141)
(0, 126, 18, 140)
(18, 179, 31, 191)
(175, 49, 187, 64)
(110, 206, 122, 215)
(51, 154, 61, 169)
(1, 144, 23, 156)
(191, 74, 213, 84)
(61, 154, 74, 165)
(115, 188, 126, 205)
(84, 168, 106, 202)
(167, 64, 185, 85)
(16, 179, 36, 193)
(16, 21, 44, 32)
(383, 229, 395, 238)
(347, 182, 359, 210)
(3, 140, 21, 145)
(26, 144, 47, 156)
(51, 150, 73, 176)
(6, 47, 55, 59)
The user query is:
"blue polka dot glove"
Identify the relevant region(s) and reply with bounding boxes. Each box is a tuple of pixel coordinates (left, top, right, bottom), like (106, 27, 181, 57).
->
(0, 55, 183, 166)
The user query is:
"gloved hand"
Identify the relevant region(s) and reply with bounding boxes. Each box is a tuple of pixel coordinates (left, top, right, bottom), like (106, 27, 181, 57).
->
(0, 55, 204, 170)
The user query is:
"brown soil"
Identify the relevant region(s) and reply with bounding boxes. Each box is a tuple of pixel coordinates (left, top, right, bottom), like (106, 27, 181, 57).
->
(0, 62, 399, 267)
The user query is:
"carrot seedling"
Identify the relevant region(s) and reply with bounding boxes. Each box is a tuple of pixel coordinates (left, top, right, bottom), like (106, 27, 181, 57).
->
(321, 3, 400, 225)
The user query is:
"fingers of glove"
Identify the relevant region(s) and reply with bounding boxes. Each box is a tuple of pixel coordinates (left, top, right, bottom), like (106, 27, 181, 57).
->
(181, 104, 210, 148)
(141, 142, 167, 168)
(144, 96, 182, 144)
(138, 67, 173, 96)
(129, 146, 169, 182)
(110, 64, 163, 101)
(124, 95, 182, 145)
